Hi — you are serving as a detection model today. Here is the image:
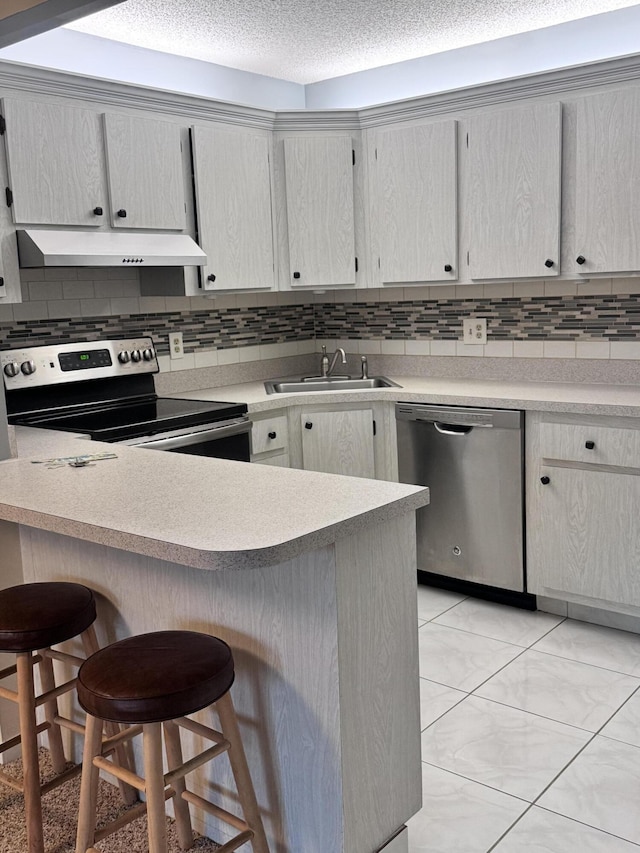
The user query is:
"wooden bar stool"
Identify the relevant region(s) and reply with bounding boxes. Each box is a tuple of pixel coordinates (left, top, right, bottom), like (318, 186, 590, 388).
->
(75, 629, 270, 853)
(0, 581, 137, 853)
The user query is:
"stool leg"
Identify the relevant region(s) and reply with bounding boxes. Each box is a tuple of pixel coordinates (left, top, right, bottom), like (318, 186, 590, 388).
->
(75, 713, 103, 853)
(143, 722, 168, 853)
(215, 692, 270, 853)
(37, 649, 67, 774)
(80, 625, 138, 806)
(16, 651, 44, 853)
(163, 720, 194, 850)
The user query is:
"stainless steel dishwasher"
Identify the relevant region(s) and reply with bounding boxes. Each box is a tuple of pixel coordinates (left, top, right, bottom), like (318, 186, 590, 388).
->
(396, 403, 524, 592)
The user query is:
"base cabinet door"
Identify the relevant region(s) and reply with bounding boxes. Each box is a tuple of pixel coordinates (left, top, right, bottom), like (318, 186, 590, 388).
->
(529, 467, 640, 606)
(300, 409, 375, 478)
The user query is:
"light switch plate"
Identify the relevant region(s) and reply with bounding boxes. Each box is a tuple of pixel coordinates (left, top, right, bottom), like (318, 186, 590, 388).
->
(462, 317, 487, 345)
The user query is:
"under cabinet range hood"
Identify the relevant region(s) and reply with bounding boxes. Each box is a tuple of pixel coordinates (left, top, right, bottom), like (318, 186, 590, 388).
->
(16, 229, 207, 268)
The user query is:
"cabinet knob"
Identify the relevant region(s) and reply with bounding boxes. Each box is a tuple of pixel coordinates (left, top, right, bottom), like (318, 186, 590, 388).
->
(444, 264, 453, 273)
(268, 431, 277, 439)
(293, 272, 301, 280)
(305, 422, 313, 430)
(117, 209, 127, 218)
(544, 259, 554, 268)
(93, 206, 103, 216)
(576, 255, 586, 265)
(585, 440, 595, 450)
(207, 274, 216, 282)
(540, 475, 551, 485)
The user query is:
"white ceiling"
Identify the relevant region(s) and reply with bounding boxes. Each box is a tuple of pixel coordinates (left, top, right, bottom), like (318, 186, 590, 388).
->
(64, 0, 640, 85)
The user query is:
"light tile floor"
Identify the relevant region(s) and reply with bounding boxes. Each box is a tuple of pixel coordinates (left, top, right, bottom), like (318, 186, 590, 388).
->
(409, 585, 640, 852)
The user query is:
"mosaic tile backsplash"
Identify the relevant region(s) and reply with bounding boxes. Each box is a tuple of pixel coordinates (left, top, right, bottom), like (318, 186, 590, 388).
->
(1, 292, 640, 357)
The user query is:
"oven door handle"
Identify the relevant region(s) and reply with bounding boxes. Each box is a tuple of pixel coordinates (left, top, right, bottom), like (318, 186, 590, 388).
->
(127, 419, 252, 451)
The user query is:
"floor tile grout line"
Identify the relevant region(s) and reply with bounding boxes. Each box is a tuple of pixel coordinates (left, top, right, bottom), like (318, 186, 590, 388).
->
(419, 759, 532, 807)
(533, 802, 640, 848)
(464, 691, 610, 735)
(526, 645, 640, 679)
(485, 802, 537, 852)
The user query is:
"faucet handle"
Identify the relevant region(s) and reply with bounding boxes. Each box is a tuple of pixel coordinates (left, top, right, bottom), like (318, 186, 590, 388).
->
(360, 355, 369, 379)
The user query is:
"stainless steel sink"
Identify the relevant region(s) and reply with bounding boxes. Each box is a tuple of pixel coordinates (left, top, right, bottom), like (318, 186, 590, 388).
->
(264, 376, 400, 394)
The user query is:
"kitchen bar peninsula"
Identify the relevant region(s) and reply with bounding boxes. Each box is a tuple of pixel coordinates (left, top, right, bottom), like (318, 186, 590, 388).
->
(0, 441, 429, 853)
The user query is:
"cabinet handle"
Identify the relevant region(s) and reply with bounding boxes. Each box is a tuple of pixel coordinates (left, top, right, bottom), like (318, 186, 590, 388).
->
(544, 259, 554, 268)
(93, 206, 103, 216)
(117, 209, 127, 218)
(207, 274, 216, 282)
(540, 476, 551, 485)
(585, 440, 595, 450)
(576, 255, 586, 265)
(305, 422, 313, 430)
(293, 272, 301, 280)
(268, 431, 277, 439)
(444, 264, 453, 272)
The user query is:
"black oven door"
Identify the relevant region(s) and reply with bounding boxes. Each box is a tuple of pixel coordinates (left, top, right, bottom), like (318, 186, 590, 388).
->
(121, 418, 252, 462)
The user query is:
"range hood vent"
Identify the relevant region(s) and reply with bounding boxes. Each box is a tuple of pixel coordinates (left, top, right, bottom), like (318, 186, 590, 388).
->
(16, 229, 207, 268)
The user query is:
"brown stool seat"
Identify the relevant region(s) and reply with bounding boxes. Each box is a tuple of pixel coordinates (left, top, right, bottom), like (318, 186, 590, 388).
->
(0, 582, 96, 652)
(77, 630, 235, 724)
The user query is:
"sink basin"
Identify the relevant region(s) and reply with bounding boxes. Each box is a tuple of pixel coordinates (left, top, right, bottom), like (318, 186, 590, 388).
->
(264, 376, 400, 394)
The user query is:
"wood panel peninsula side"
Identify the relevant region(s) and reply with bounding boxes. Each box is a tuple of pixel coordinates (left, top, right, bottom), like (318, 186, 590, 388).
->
(0, 437, 429, 853)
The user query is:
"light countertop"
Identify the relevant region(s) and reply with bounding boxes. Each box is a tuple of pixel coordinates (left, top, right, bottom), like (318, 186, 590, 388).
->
(170, 375, 640, 417)
(0, 430, 428, 571)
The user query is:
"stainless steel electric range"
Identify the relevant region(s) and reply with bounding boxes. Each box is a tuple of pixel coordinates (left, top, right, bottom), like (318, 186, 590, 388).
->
(2, 338, 251, 460)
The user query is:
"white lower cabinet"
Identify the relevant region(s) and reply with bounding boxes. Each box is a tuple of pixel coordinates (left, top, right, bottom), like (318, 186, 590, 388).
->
(300, 409, 376, 479)
(251, 413, 289, 467)
(527, 412, 640, 610)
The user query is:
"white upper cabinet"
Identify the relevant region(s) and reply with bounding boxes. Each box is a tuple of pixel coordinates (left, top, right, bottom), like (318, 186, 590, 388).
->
(2, 97, 105, 227)
(574, 89, 640, 275)
(103, 113, 186, 231)
(283, 136, 356, 288)
(467, 102, 562, 280)
(374, 120, 457, 283)
(192, 125, 275, 292)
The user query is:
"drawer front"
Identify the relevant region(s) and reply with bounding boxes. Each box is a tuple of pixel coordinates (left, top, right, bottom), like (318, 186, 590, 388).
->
(252, 415, 288, 455)
(540, 422, 640, 469)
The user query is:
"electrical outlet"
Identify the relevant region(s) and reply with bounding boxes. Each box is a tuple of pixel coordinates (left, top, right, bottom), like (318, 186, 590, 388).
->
(462, 317, 487, 345)
(170, 331, 184, 359)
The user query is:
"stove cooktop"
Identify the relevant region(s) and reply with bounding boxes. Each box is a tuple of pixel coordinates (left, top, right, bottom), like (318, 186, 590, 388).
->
(12, 396, 248, 442)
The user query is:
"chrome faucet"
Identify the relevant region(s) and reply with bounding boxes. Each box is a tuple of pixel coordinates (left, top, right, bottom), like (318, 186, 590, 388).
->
(321, 346, 347, 377)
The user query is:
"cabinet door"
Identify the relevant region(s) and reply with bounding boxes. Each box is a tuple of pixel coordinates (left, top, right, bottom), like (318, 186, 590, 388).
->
(575, 89, 640, 274)
(528, 466, 640, 606)
(284, 136, 356, 287)
(103, 113, 186, 230)
(192, 126, 275, 291)
(300, 410, 375, 479)
(467, 102, 562, 280)
(376, 121, 457, 283)
(2, 98, 104, 226)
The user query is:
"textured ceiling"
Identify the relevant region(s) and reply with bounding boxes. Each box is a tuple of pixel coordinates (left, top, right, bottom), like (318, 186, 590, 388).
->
(65, 0, 640, 84)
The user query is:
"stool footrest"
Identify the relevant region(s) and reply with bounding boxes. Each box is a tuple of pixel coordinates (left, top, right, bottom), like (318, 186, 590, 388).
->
(42, 647, 85, 668)
(54, 714, 85, 736)
(39, 762, 82, 795)
(34, 676, 76, 707)
(182, 789, 252, 835)
(93, 755, 147, 792)
(164, 740, 230, 787)
(214, 829, 256, 853)
(0, 720, 48, 757)
(176, 715, 226, 744)
(101, 723, 143, 752)
(93, 789, 173, 842)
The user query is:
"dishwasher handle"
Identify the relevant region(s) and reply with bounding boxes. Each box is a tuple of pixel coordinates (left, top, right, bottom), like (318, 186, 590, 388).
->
(433, 422, 474, 435)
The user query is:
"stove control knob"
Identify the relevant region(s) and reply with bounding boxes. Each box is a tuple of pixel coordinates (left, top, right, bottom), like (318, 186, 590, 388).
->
(131, 349, 142, 362)
(20, 360, 36, 375)
(142, 347, 155, 361)
(3, 361, 19, 377)
(118, 351, 131, 364)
